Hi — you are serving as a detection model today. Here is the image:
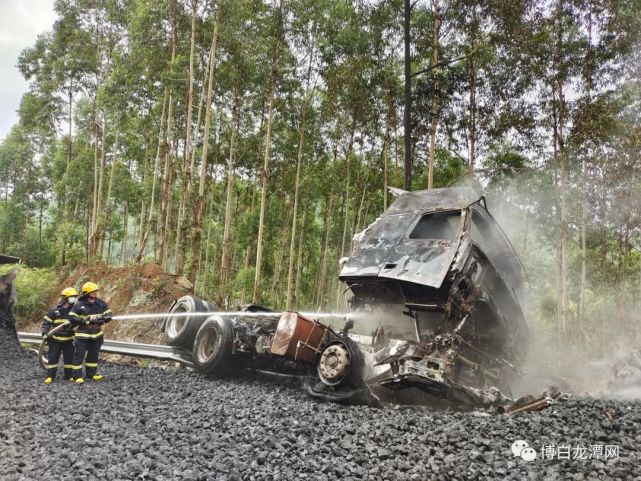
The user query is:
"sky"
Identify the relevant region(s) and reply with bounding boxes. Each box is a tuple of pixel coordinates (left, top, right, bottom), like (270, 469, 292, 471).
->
(0, 0, 56, 140)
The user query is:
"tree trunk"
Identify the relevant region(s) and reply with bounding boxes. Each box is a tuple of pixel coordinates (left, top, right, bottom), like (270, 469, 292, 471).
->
(293, 210, 307, 309)
(101, 135, 118, 261)
(136, 132, 150, 252)
(554, 0, 569, 345)
(121, 199, 129, 265)
(428, 0, 441, 189)
(158, 94, 175, 268)
(579, 10, 593, 332)
(335, 126, 356, 310)
(90, 107, 100, 253)
(90, 117, 107, 256)
(63, 84, 73, 216)
(467, 12, 477, 175)
(220, 81, 241, 301)
(270, 224, 290, 305)
(316, 194, 334, 309)
(174, 0, 198, 276)
(403, 0, 412, 190)
(157, 6, 178, 270)
(285, 58, 313, 310)
(136, 89, 168, 264)
(190, 0, 221, 285)
(253, 2, 282, 303)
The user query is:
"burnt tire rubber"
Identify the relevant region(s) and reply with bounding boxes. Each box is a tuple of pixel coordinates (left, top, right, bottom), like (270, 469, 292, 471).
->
(164, 296, 218, 349)
(192, 315, 234, 376)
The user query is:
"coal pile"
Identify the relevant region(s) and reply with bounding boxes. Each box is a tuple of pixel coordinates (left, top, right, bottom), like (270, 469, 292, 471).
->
(1, 329, 640, 481)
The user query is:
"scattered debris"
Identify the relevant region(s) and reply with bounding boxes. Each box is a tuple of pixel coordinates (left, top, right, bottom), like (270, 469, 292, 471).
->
(501, 386, 566, 415)
(608, 349, 641, 398)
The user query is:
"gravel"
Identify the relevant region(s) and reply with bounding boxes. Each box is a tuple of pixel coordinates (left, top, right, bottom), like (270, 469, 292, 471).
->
(1, 327, 640, 481)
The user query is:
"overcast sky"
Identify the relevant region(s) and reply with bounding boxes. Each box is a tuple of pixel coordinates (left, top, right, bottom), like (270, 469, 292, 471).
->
(0, 0, 56, 140)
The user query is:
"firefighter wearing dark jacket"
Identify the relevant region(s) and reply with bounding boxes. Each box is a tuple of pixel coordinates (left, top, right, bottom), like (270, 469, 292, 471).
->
(41, 287, 78, 384)
(69, 282, 112, 384)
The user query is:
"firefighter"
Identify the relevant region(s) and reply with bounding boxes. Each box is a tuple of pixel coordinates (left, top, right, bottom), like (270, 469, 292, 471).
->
(41, 287, 78, 384)
(69, 282, 112, 384)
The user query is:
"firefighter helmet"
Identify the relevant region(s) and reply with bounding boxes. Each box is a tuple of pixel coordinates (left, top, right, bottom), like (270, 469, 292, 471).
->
(81, 282, 99, 295)
(61, 287, 79, 298)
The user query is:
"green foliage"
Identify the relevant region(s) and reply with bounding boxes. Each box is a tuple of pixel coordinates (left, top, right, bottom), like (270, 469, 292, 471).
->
(0, 264, 57, 317)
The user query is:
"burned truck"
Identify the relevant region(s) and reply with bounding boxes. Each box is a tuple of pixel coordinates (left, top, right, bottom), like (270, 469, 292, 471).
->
(164, 187, 529, 406)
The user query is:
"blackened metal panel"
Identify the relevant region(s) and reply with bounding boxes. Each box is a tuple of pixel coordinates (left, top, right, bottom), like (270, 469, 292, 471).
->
(0, 254, 20, 265)
(377, 240, 459, 287)
(339, 213, 415, 279)
(386, 187, 479, 215)
(340, 187, 481, 288)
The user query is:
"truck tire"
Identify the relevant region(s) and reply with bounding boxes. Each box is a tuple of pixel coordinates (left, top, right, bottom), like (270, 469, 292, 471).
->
(192, 315, 234, 375)
(317, 338, 364, 388)
(165, 296, 217, 349)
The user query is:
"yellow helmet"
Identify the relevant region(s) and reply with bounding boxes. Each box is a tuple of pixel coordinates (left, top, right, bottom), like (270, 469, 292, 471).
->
(81, 282, 99, 295)
(61, 287, 79, 298)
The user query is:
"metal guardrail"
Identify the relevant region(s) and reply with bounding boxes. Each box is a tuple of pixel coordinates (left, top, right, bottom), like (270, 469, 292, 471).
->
(17, 332, 192, 367)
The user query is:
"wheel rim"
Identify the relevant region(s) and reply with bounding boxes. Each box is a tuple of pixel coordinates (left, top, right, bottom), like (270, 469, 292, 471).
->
(318, 342, 351, 386)
(196, 326, 218, 363)
(166, 305, 188, 339)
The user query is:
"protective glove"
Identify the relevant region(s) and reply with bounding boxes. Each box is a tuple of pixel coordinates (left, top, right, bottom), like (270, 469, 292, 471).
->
(103, 313, 113, 323)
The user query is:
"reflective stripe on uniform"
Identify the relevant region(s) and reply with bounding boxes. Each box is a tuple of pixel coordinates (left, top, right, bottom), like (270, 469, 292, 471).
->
(53, 319, 69, 324)
(75, 331, 103, 339)
(85, 362, 98, 368)
(45, 363, 58, 369)
(72, 365, 83, 370)
(63, 364, 74, 369)
(43, 316, 53, 322)
(52, 335, 74, 341)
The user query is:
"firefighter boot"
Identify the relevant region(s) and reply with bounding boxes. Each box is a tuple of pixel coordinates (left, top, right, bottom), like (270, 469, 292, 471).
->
(75, 377, 85, 384)
(44, 377, 53, 385)
(91, 374, 103, 381)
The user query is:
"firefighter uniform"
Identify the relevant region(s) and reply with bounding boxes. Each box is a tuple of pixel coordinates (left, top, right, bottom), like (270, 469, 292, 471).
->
(41, 303, 75, 381)
(69, 283, 111, 383)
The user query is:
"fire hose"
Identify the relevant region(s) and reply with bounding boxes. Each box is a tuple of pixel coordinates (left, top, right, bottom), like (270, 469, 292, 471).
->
(38, 321, 72, 370)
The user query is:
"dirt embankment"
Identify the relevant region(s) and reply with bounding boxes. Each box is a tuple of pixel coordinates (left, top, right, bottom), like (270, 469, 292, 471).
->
(19, 262, 191, 345)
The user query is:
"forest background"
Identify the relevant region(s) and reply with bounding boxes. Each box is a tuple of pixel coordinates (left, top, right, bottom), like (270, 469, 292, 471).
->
(1, 0, 640, 358)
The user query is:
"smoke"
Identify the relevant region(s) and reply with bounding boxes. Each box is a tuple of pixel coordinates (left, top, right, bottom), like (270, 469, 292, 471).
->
(460, 171, 641, 400)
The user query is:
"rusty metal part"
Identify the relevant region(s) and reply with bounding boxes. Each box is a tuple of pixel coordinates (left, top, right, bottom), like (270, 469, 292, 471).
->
(271, 312, 329, 364)
(505, 397, 551, 415)
(457, 355, 499, 382)
(318, 342, 352, 386)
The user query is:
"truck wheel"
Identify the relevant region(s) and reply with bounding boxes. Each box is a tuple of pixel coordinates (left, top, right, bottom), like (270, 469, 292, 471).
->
(317, 338, 364, 388)
(192, 315, 234, 375)
(165, 296, 217, 349)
